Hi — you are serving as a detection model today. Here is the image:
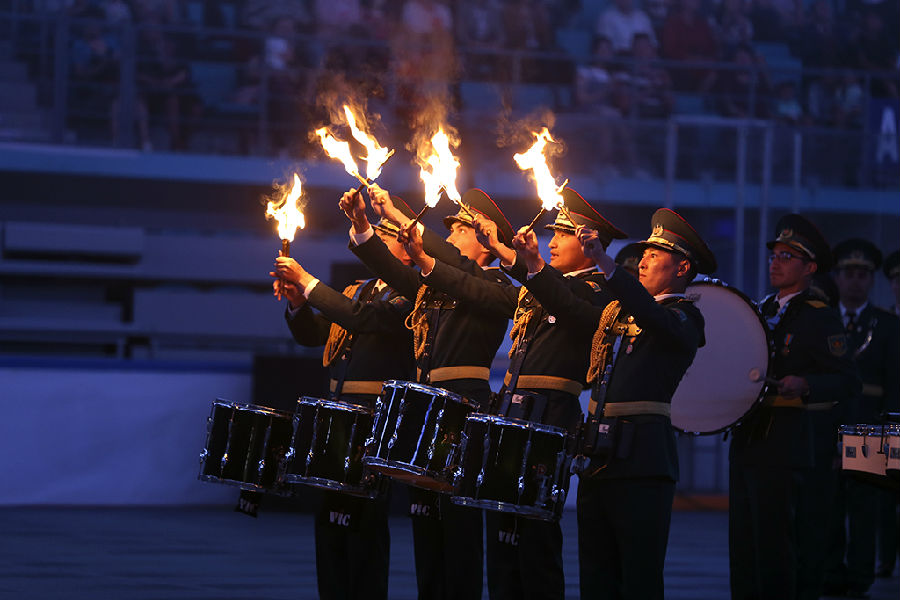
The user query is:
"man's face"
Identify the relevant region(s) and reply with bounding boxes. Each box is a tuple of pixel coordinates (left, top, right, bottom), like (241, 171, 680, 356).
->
(548, 230, 594, 273)
(768, 242, 816, 290)
(638, 246, 689, 296)
(377, 229, 412, 266)
(446, 221, 487, 262)
(833, 265, 874, 305)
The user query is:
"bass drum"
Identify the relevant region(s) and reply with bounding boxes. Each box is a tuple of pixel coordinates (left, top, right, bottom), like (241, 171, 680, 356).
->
(670, 279, 772, 434)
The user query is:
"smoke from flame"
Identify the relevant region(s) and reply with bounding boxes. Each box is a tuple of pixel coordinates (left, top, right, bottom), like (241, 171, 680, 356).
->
(513, 128, 566, 211)
(266, 173, 306, 241)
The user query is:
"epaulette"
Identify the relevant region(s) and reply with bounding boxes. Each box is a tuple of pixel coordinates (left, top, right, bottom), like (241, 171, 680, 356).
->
(805, 299, 828, 309)
(584, 280, 602, 292)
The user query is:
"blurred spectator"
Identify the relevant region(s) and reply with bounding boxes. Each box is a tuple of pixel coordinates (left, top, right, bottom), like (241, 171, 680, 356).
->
(713, 43, 771, 118)
(847, 9, 898, 97)
(315, 0, 363, 37)
(138, 35, 202, 149)
(660, 0, 718, 91)
(503, 0, 554, 52)
(104, 0, 133, 24)
(457, 0, 507, 79)
(773, 79, 804, 124)
(596, 0, 657, 55)
(645, 0, 672, 34)
(241, 0, 314, 32)
(830, 71, 865, 128)
(713, 0, 754, 56)
(629, 32, 675, 118)
(748, 0, 783, 42)
(791, 0, 846, 69)
(574, 36, 635, 176)
(132, 0, 183, 24)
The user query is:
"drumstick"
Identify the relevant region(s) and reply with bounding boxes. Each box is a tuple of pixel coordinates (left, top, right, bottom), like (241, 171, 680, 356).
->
(748, 368, 779, 387)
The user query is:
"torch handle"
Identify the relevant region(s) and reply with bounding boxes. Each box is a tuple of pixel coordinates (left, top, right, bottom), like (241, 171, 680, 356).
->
(407, 204, 430, 229)
(522, 208, 548, 235)
(353, 173, 370, 187)
(279, 239, 290, 296)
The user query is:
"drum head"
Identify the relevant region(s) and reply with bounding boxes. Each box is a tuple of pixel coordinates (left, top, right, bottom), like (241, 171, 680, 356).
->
(671, 281, 771, 434)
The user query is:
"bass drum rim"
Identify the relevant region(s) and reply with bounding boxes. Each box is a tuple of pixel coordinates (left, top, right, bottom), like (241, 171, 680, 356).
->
(671, 278, 774, 435)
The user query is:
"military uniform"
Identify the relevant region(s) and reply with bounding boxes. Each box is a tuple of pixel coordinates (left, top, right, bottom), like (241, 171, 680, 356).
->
(525, 208, 715, 600)
(728, 215, 859, 600)
(878, 249, 900, 578)
(824, 240, 900, 596)
(281, 210, 416, 600)
(420, 189, 625, 600)
(350, 190, 515, 600)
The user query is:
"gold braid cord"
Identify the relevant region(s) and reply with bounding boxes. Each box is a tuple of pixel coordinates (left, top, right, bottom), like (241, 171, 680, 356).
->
(322, 282, 363, 367)
(508, 286, 535, 358)
(404, 285, 431, 360)
(586, 300, 622, 384)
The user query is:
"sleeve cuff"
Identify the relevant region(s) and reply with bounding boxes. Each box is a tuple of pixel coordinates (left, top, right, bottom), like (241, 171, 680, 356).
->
(350, 226, 374, 246)
(302, 278, 320, 298)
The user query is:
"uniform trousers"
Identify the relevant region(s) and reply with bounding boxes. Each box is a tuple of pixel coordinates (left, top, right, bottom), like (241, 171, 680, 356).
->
(795, 462, 838, 600)
(729, 463, 802, 600)
(409, 486, 484, 600)
(825, 474, 880, 592)
(577, 475, 675, 600)
(877, 488, 899, 575)
(315, 490, 391, 600)
(485, 512, 565, 600)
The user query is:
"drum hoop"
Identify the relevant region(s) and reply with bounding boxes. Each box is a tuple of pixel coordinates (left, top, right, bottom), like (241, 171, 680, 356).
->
(382, 379, 474, 406)
(674, 278, 776, 435)
(465, 413, 568, 436)
(448, 496, 559, 522)
(212, 398, 293, 418)
(296, 396, 373, 415)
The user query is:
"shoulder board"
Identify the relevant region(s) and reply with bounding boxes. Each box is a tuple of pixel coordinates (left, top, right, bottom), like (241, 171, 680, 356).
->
(805, 299, 828, 309)
(584, 280, 602, 292)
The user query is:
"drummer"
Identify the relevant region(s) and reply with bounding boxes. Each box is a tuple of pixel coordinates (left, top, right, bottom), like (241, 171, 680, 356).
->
(823, 239, 900, 596)
(343, 184, 515, 600)
(729, 214, 858, 600)
(270, 195, 417, 600)
(400, 187, 625, 600)
(886, 250, 900, 317)
(514, 207, 714, 599)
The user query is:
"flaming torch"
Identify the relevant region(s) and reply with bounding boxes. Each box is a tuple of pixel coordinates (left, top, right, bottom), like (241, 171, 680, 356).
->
(315, 127, 369, 187)
(513, 127, 570, 234)
(266, 174, 306, 291)
(316, 106, 394, 189)
(411, 127, 468, 227)
(343, 105, 393, 182)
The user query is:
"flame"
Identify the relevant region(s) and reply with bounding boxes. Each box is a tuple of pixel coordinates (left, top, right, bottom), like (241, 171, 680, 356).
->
(513, 128, 566, 211)
(343, 105, 393, 180)
(418, 127, 462, 208)
(266, 173, 306, 241)
(315, 127, 363, 181)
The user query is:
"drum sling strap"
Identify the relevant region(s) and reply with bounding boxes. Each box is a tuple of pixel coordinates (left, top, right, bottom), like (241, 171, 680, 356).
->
(325, 280, 387, 400)
(497, 287, 548, 421)
(406, 285, 443, 384)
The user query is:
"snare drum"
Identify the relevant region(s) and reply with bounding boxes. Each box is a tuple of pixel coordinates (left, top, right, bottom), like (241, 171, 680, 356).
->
(199, 400, 293, 495)
(840, 424, 892, 488)
(281, 397, 382, 498)
(451, 415, 572, 521)
(885, 424, 899, 482)
(363, 380, 476, 492)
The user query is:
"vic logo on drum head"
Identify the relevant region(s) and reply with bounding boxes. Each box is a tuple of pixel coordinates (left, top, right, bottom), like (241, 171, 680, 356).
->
(329, 512, 352, 527)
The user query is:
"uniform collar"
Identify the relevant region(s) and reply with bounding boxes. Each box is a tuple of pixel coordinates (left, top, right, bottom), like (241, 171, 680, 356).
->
(563, 266, 599, 278)
(839, 301, 868, 318)
(775, 290, 803, 310)
(654, 292, 685, 302)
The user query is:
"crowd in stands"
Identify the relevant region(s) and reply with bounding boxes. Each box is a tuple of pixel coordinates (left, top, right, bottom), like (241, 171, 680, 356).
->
(10, 0, 900, 158)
